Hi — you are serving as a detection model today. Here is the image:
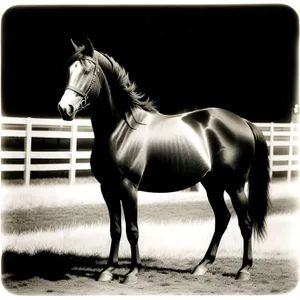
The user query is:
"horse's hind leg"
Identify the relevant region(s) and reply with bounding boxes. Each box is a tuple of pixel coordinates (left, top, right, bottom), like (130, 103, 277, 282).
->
(193, 173, 231, 276)
(226, 187, 253, 281)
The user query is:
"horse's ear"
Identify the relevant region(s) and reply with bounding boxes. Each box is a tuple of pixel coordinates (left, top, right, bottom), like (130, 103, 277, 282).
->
(82, 38, 94, 57)
(70, 39, 80, 51)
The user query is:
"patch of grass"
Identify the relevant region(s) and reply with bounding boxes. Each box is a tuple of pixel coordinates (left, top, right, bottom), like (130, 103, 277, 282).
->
(2, 179, 299, 212)
(1, 177, 98, 187)
(2, 196, 298, 235)
(1, 181, 103, 211)
(2, 214, 298, 260)
(2, 204, 109, 235)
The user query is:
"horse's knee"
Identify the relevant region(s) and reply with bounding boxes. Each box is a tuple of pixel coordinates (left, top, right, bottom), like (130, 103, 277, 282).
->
(111, 225, 122, 242)
(126, 225, 139, 245)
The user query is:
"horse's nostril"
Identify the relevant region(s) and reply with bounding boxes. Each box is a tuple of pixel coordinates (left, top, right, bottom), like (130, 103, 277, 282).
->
(58, 103, 73, 119)
(69, 104, 74, 114)
(57, 103, 63, 114)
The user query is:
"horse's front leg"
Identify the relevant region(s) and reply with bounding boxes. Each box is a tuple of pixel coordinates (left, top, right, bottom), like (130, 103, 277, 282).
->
(120, 179, 141, 284)
(97, 184, 122, 282)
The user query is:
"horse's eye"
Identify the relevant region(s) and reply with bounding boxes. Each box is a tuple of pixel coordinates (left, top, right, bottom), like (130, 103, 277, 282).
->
(84, 69, 90, 75)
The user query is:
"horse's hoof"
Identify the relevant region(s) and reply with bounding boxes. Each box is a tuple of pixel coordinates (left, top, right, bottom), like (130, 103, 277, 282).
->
(122, 274, 138, 285)
(235, 270, 250, 281)
(192, 265, 208, 276)
(98, 270, 113, 282)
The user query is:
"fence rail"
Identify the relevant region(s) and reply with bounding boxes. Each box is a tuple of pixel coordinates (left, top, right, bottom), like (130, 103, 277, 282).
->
(1, 117, 299, 185)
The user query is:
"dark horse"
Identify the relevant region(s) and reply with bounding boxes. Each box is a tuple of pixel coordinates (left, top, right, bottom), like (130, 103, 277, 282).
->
(58, 39, 270, 284)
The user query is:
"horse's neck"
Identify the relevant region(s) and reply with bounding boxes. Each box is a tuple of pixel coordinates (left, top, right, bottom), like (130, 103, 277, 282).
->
(91, 104, 150, 141)
(90, 52, 152, 140)
(90, 97, 119, 139)
(90, 57, 118, 138)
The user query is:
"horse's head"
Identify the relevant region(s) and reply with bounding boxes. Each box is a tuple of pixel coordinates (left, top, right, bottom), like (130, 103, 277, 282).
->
(58, 39, 101, 121)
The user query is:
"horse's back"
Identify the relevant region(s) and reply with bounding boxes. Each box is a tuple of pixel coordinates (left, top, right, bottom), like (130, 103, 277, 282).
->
(183, 107, 253, 140)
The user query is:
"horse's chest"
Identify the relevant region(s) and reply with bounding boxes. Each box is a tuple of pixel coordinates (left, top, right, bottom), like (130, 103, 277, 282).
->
(90, 144, 123, 184)
(90, 135, 147, 185)
(113, 135, 147, 184)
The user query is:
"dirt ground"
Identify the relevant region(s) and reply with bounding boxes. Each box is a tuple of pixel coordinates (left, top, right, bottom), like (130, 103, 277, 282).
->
(1, 255, 299, 296)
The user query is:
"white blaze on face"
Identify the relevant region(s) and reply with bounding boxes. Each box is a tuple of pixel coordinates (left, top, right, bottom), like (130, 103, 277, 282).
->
(59, 90, 81, 116)
(58, 61, 86, 115)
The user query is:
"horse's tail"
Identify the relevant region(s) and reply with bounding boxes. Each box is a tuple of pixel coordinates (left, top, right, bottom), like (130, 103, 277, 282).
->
(246, 120, 270, 240)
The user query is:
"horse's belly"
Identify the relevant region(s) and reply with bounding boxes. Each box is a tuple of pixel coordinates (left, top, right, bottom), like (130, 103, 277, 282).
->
(138, 149, 210, 192)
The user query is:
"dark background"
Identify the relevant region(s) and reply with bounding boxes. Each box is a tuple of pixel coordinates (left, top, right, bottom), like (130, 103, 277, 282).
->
(1, 5, 299, 122)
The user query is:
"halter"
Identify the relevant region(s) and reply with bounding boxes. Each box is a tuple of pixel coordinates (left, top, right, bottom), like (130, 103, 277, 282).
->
(65, 56, 100, 112)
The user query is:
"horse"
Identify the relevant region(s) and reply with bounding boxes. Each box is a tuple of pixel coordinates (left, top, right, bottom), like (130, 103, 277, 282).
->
(58, 38, 270, 284)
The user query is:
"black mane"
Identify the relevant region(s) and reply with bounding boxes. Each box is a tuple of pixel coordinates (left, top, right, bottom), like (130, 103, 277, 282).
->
(97, 52, 157, 114)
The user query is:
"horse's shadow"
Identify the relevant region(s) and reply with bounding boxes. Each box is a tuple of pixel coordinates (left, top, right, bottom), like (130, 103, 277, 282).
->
(2, 250, 86, 281)
(2, 250, 193, 282)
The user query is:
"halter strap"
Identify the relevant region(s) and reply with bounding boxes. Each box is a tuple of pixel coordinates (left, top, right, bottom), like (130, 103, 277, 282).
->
(66, 85, 87, 98)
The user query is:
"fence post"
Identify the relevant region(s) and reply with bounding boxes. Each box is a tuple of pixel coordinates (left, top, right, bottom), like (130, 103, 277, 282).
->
(269, 122, 274, 180)
(24, 117, 32, 185)
(287, 122, 294, 181)
(0, 117, 1, 185)
(69, 122, 77, 184)
(0, 117, 2, 185)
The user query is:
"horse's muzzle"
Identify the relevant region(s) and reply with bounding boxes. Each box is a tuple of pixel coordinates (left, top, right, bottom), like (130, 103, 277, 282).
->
(57, 103, 74, 121)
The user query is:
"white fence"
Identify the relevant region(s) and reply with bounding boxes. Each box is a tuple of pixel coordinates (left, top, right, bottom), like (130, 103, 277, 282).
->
(1, 117, 299, 185)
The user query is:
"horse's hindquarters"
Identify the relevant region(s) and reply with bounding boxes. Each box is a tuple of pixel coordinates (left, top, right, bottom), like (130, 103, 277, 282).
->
(182, 108, 255, 187)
